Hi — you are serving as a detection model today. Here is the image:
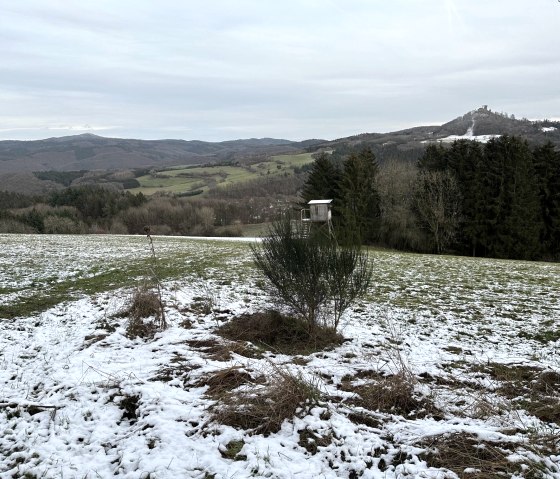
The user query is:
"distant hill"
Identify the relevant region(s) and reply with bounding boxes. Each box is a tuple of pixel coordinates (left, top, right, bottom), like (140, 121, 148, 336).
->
(319, 106, 560, 164)
(0, 134, 320, 173)
(1, 106, 558, 178)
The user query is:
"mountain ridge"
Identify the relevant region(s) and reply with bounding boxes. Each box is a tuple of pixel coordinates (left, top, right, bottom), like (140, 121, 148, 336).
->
(1, 107, 559, 174)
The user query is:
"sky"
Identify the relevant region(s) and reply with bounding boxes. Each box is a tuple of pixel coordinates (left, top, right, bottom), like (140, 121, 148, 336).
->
(1, 0, 559, 142)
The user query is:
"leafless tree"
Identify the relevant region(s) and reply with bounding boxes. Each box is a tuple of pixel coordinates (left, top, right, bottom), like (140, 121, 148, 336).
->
(414, 170, 462, 254)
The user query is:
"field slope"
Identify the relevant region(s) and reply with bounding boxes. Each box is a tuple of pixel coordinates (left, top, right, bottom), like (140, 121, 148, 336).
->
(1, 234, 559, 478)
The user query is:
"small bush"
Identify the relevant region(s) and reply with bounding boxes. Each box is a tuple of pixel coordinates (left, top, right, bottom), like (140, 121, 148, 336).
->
(251, 219, 372, 333)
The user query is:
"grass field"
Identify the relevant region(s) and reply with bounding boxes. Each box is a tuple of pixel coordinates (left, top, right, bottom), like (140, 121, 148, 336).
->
(128, 152, 314, 196)
(1, 234, 559, 478)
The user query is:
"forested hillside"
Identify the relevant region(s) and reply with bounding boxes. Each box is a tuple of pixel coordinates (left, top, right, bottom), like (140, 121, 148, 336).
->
(303, 136, 560, 261)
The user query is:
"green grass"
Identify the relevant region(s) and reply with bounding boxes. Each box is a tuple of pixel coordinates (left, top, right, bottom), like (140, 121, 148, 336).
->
(0, 237, 256, 320)
(236, 223, 270, 237)
(128, 153, 314, 196)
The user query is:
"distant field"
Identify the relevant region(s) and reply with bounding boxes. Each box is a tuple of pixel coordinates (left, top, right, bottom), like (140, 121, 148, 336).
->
(128, 152, 314, 196)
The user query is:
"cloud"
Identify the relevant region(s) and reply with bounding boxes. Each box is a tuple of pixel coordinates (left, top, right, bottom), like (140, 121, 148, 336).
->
(1, 0, 559, 140)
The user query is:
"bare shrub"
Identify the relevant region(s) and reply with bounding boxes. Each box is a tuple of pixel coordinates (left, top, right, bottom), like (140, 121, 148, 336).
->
(196, 206, 215, 235)
(116, 227, 167, 339)
(0, 219, 36, 233)
(144, 226, 166, 329)
(211, 365, 323, 435)
(43, 215, 86, 234)
(414, 170, 462, 254)
(109, 219, 129, 234)
(376, 159, 426, 251)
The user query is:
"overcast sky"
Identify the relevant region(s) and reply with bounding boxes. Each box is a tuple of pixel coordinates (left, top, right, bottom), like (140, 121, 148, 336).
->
(1, 0, 559, 142)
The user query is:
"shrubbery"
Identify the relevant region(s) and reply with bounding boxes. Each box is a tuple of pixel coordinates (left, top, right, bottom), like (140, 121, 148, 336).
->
(251, 219, 372, 333)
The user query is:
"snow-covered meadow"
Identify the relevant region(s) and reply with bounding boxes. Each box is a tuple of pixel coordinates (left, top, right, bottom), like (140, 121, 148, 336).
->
(1, 234, 559, 478)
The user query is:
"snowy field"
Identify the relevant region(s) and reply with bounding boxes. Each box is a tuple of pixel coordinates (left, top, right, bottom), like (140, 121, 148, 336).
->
(1, 234, 559, 478)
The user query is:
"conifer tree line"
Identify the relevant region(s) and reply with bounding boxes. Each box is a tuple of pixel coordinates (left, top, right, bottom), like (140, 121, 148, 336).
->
(301, 136, 560, 261)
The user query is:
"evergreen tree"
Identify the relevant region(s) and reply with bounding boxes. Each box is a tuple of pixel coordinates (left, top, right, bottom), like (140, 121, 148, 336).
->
(300, 152, 341, 205)
(336, 147, 380, 245)
(417, 143, 448, 171)
(533, 142, 560, 258)
(446, 140, 485, 256)
(481, 136, 542, 259)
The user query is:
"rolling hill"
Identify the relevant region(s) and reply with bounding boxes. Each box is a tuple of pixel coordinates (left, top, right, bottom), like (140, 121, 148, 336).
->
(0, 134, 321, 174)
(1, 107, 558, 196)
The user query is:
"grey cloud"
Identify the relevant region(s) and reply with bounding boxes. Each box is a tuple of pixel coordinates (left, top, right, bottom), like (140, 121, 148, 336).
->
(1, 0, 559, 141)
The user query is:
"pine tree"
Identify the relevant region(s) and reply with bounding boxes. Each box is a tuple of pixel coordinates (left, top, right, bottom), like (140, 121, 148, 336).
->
(533, 141, 560, 258)
(417, 143, 448, 171)
(336, 147, 380, 245)
(481, 136, 542, 259)
(301, 152, 341, 205)
(446, 140, 485, 256)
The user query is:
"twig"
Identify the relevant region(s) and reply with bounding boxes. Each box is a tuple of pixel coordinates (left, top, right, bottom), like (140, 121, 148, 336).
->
(144, 226, 167, 329)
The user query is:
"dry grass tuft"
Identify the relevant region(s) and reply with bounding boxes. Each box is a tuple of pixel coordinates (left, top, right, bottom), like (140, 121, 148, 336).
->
(473, 364, 560, 424)
(183, 338, 262, 361)
(217, 310, 343, 355)
(418, 432, 549, 479)
(199, 366, 263, 399)
(534, 370, 560, 395)
(184, 338, 234, 361)
(346, 411, 382, 429)
(519, 397, 560, 425)
(343, 372, 441, 419)
(210, 365, 323, 435)
(121, 287, 164, 339)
